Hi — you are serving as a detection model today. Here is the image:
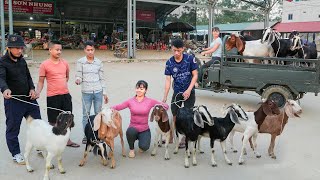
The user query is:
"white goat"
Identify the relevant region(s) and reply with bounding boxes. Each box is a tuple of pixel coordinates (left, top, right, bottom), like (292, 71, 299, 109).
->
(24, 112, 74, 180)
(225, 34, 275, 63)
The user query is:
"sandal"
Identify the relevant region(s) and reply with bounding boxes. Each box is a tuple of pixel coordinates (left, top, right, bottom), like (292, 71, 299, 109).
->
(67, 142, 80, 148)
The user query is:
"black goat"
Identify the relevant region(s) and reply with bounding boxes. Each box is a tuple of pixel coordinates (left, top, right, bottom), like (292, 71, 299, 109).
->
(198, 105, 248, 167)
(79, 115, 108, 167)
(174, 105, 213, 168)
(262, 28, 300, 65)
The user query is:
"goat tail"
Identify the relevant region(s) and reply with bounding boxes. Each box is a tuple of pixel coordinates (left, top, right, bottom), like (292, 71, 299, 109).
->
(26, 115, 34, 124)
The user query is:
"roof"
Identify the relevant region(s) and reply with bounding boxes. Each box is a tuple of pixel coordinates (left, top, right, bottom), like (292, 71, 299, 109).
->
(273, 21, 320, 32)
(196, 21, 278, 32)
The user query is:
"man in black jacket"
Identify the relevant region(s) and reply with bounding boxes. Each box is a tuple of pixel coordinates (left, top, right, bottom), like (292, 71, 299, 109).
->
(0, 35, 41, 165)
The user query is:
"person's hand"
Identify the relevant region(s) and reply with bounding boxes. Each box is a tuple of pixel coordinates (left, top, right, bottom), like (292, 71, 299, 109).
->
(35, 91, 41, 99)
(75, 79, 81, 85)
(201, 52, 205, 56)
(3, 89, 12, 99)
(182, 90, 191, 100)
(29, 89, 37, 100)
(162, 96, 167, 103)
(104, 95, 109, 104)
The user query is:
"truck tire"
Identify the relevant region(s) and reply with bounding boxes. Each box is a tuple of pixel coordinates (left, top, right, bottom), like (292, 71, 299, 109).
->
(262, 85, 293, 107)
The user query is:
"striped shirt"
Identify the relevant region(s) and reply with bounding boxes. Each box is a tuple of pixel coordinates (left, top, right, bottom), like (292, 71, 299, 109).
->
(75, 56, 107, 95)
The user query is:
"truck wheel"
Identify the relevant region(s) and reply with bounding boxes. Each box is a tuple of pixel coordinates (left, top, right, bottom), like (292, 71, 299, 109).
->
(262, 85, 293, 107)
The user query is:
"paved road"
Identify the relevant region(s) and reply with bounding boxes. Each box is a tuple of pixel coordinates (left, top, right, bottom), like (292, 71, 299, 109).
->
(0, 61, 319, 180)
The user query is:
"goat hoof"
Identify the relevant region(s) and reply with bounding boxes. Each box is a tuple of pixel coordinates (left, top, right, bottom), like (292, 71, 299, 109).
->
(50, 164, 54, 169)
(192, 163, 197, 166)
(239, 162, 244, 165)
(228, 162, 233, 166)
(27, 168, 34, 173)
(200, 151, 204, 154)
(79, 163, 84, 167)
(256, 155, 262, 158)
(122, 154, 126, 157)
(60, 171, 66, 174)
(151, 153, 156, 156)
(165, 157, 170, 160)
(212, 164, 217, 167)
(184, 165, 189, 168)
(271, 155, 277, 159)
(173, 151, 178, 154)
(233, 150, 238, 153)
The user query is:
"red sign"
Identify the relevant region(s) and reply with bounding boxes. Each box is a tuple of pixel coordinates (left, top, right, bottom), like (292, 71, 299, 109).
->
(4, 0, 54, 15)
(136, 10, 155, 22)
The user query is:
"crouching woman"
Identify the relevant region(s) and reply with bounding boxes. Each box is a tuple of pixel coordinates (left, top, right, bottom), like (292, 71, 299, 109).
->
(111, 80, 169, 158)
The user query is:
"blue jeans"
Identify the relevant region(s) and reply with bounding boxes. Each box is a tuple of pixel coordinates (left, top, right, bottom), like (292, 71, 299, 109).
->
(82, 91, 103, 135)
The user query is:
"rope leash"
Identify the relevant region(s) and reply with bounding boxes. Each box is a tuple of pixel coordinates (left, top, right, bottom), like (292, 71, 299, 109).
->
(171, 92, 186, 109)
(10, 95, 66, 113)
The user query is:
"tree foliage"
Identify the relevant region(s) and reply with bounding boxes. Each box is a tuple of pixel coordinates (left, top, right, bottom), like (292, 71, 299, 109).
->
(166, 0, 281, 25)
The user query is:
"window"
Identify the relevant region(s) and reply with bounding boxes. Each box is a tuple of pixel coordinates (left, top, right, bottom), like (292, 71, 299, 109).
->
(288, 14, 293, 20)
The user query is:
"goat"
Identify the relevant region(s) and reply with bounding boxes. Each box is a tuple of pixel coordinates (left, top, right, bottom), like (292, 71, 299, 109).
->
(261, 28, 301, 65)
(291, 35, 318, 60)
(149, 104, 173, 160)
(225, 33, 275, 63)
(93, 107, 126, 169)
(79, 115, 108, 167)
(198, 105, 249, 167)
(256, 100, 302, 159)
(24, 112, 74, 180)
(226, 99, 280, 164)
(174, 105, 213, 168)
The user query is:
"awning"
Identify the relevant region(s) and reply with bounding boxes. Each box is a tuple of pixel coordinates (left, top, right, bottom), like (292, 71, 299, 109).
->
(273, 21, 320, 33)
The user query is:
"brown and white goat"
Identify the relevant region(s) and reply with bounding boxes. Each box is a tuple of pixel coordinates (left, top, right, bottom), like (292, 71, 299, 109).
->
(93, 107, 126, 168)
(258, 100, 302, 159)
(225, 34, 274, 64)
(226, 99, 281, 164)
(150, 104, 173, 160)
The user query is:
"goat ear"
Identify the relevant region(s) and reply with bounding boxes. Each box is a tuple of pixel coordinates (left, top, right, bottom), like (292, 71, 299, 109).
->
(267, 33, 275, 45)
(193, 111, 204, 128)
(162, 110, 169, 122)
(229, 109, 240, 124)
(262, 103, 273, 116)
(93, 112, 102, 131)
(235, 37, 244, 52)
(150, 107, 156, 122)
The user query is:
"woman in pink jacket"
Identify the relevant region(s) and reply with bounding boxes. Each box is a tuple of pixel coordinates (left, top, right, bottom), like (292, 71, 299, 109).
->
(112, 80, 169, 158)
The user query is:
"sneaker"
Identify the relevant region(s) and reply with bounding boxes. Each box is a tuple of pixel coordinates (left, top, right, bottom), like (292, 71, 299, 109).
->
(13, 153, 26, 165)
(128, 150, 135, 158)
(82, 137, 87, 144)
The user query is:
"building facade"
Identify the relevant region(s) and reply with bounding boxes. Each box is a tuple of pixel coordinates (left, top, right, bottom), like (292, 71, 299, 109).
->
(282, 0, 320, 23)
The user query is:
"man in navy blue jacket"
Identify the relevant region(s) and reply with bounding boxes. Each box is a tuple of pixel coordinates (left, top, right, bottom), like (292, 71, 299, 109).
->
(0, 35, 41, 165)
